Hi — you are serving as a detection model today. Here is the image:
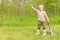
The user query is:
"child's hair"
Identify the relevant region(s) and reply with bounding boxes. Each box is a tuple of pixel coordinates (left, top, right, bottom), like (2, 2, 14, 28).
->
(39, 4, 44, 8)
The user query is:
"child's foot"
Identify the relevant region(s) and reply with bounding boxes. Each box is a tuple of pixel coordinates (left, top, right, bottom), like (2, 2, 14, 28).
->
(35, 30, 40, 35)
(43, 30, 46, 36)
(43, 33, 46, 36)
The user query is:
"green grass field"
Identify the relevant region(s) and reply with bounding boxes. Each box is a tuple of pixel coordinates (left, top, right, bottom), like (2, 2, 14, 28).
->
(0, 25, 60, 40)
(0, 14, 60, 40)
(1, 15, 60, 26)
(0, 15, 60, 40)
(0, 1, 60, 40)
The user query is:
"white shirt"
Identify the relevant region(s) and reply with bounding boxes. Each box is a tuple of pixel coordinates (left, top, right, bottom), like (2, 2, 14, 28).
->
(32, 7, 49, 22)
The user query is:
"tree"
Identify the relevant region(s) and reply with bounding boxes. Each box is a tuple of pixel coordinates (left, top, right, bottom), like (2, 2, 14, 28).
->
(17, 0, 21, 16)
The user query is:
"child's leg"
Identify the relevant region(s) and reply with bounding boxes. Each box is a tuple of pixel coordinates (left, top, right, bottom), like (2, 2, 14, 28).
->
(42, 22, 47, 35)
(42, 22, 46, 30)
(38, 21, 41, 30)
(36, 21, 41, 35)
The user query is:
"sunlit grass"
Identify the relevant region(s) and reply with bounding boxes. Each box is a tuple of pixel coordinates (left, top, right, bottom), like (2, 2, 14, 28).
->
(0, 25, 60, 40)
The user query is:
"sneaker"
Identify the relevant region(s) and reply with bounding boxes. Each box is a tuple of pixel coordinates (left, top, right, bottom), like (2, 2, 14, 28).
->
(35, 30, 40, 35)
(43, 30, 46, 36)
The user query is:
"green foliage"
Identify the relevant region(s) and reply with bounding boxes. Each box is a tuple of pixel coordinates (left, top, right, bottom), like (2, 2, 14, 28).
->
(45, 0, 57, 14)
(0, 0, 60, 26)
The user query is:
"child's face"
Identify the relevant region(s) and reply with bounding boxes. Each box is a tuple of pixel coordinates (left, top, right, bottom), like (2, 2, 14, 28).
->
(39, 5, 44, 11)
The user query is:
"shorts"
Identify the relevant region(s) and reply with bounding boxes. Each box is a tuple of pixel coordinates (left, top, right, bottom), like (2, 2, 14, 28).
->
(38, 21, 46, 30)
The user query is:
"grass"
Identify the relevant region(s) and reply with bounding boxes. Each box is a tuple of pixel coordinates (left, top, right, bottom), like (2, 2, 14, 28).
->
(0, 16, 37, 26)
(0, 15, 60, 26)
(0, 25, 60, 40)
(0, 12, 60, 40)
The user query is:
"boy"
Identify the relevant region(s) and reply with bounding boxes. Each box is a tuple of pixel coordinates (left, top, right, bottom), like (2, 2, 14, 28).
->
(31, 4, 49, 35)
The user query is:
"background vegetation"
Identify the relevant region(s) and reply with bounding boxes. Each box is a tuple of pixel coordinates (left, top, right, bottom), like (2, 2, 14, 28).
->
(0, 0, 60, 26)
(0, 0, 60, 40)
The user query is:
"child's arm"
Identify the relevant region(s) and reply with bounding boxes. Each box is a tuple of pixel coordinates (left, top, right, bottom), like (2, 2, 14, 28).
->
(31, 4, 39, 12)
(44, 12, 49, 23)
